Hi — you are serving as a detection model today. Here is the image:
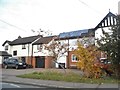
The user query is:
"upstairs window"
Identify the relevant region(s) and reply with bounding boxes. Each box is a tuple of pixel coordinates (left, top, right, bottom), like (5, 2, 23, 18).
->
(13, 50, 17, 56)
(37, 45, 43, 51)
(22, 45, 26, 49)
(71, 54, 78, 62)
(5, 45, 8, 50)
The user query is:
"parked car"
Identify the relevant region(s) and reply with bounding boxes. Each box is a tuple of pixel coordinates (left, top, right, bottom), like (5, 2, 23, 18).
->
(2, 58, 27, 69)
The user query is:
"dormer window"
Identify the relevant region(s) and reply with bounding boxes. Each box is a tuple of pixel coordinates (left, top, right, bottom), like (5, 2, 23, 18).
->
(5, 45, 8, 50)
(22, 45, 26, 49)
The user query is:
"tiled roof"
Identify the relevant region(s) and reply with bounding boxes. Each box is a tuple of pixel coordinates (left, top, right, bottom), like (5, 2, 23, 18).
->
(2, 40, 11, 46)
(33, 36, 56, 45)
(10, 35, 42, 45)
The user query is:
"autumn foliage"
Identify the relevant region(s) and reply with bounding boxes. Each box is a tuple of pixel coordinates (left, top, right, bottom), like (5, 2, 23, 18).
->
(74, 42, 101, 78)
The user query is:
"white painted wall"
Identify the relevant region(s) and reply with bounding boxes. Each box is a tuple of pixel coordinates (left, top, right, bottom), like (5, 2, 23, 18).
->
(59, 37, 95, 51)
(118, 1, 120, 15)
(33, 45, 50, 56)
(0, 56, 2, 64)
(56, 55, 67, 68)
(95, 27, 112, 46)
(4, 43, 11, 54)
(9, 44, 32, 57)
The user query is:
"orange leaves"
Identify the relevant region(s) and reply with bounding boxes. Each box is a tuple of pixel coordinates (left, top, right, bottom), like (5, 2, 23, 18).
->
(74, 42, 101, 78)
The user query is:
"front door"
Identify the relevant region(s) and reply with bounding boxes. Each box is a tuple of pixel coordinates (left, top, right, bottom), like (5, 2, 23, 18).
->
(35, 56, 45, 68)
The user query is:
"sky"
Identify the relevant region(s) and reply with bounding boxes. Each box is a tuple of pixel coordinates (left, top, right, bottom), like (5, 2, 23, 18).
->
(0, 0, 119, 50)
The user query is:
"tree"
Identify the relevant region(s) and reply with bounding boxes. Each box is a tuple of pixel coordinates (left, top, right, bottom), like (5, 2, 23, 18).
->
(96, 16, 120, 77)
(44, 38, 68, 73)
(74, 42, 101, 78)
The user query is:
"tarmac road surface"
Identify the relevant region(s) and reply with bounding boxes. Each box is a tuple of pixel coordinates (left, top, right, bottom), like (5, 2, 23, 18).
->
(0, 82, 47, 88)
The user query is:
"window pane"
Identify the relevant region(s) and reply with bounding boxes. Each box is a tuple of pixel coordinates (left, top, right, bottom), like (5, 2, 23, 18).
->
(22, 45, 26, 49)
(5, 46, 8, 50)
(37, 45, 42, 51)
(13, 51, 17, 56)
(71, 54, 78, 62)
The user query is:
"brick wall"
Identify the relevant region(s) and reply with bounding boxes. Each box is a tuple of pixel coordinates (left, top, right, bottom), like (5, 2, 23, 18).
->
(68, 51, 77, 69)
(45, 56, 53, 68)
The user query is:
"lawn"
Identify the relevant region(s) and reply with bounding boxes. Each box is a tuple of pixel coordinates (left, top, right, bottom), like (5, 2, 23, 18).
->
(17, 70, 119, 84)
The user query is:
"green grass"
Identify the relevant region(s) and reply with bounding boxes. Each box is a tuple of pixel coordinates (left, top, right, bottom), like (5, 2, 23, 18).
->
(17, 71, 119, 84)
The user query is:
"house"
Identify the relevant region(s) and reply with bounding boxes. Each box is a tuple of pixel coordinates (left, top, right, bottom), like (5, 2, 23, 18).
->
(2, 11, 117, 69)
(2, 35, 56, 68)
(32, 36, 56, 68)
(56, 29, 95, 69)
(56, 11, 117, 69)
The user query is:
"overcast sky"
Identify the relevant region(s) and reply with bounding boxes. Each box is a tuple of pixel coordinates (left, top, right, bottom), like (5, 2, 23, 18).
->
(0, 0, 119, 50)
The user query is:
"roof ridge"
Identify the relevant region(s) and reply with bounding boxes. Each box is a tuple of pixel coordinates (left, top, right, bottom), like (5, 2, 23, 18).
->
(60, 29, 89, 34)
(19, 35, 41, 39)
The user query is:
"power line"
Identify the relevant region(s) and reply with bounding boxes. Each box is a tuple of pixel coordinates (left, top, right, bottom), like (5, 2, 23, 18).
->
(78, 0, 104, 16)
(0, 19, 27, 32)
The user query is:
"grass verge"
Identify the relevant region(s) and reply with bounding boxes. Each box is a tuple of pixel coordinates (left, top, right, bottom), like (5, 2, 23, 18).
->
(17, 71, 119, 84)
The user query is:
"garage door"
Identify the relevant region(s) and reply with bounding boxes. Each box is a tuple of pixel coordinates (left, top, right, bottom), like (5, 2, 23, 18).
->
(35, 56, 45, 68)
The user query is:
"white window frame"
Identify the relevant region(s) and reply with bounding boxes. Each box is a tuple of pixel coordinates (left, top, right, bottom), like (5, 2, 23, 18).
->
(5, 45, 8, 50)
(71, 54, 78, 62)
(37, 44, 43, 51)
(22, 44, 26, 49)
(13, 50, 17, 56)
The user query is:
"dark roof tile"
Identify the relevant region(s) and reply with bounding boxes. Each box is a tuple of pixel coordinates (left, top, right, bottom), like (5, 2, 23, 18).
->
(10, 35, 42, 45)
(2, 40, 11, 46)
(33, 36, 56, 45)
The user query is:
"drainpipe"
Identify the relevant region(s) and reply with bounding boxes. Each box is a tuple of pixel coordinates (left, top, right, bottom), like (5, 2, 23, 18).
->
(28, 44, 29, 64)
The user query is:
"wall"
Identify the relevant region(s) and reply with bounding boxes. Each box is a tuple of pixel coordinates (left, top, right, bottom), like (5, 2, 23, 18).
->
(0, 56, 2, 68)
(33, 45, 50, 56)
(68, 51, 77, 69)
(45, 56, 53, 68)
(59, 37, 95, 51)
(9, 44, 32, 57)
(95, 27, 111, 46)
(4, 43, 11, 54)
(118, 1, 120, 15)
(56, 55, 67, 68)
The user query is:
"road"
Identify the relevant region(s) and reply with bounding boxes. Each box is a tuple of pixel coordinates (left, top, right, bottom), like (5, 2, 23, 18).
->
(0, 82, 43, 88)
(1, 68, 119, 89)
(1, 69, 56, 89)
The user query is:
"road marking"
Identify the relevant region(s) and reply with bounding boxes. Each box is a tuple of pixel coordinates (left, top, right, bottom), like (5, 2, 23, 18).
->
(10, 84, 20, 88)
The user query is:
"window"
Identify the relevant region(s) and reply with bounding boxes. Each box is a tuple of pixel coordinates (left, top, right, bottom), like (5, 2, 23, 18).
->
(13, 51, 17, 56)
(22, 45, 26, 49)
(71, 54, 78, 62)
(5, 45, 8, 50)
(37, 45, 42, 51)
(21, 57, 26, 62)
